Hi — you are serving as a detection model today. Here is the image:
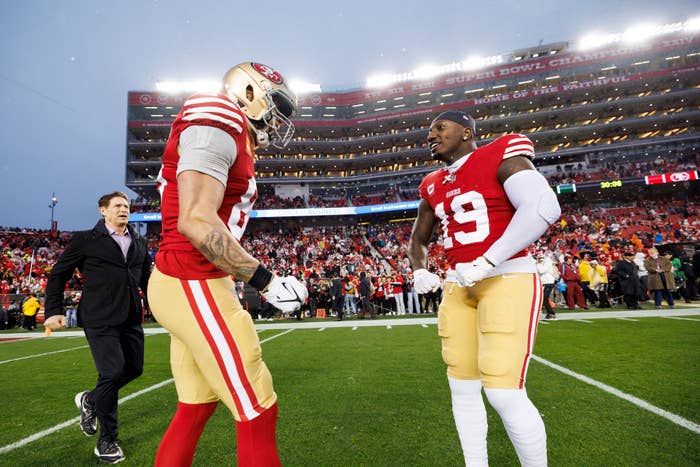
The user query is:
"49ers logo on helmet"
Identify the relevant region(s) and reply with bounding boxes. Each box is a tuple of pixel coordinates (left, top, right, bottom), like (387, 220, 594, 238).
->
(252, 63, 283, 84)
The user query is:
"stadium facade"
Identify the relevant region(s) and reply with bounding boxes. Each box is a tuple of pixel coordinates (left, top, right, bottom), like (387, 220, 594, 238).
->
(125, 26, 699, 227)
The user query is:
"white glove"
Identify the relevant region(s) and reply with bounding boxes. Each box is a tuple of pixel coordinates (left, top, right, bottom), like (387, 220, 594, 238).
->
(455, 256, 495, 287)
(413, 268, 440, 294)
(263, 276, 308, 313)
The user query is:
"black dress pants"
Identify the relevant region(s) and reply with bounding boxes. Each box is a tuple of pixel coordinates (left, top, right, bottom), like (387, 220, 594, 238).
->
(542, 284, 555, 315)
(84, 321, 144, 441)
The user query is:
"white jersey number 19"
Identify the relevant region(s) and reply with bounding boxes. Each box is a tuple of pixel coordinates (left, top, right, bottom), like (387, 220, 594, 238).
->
(435, 191, 490, 249)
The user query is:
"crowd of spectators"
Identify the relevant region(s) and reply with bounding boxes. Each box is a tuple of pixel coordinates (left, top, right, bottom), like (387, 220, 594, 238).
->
(130, 196, 160, 213)
(1, 188, 698, 325)
(254, 193, 306, 209)
(307, 195, 347, 208)
(0, 228, 78, 295)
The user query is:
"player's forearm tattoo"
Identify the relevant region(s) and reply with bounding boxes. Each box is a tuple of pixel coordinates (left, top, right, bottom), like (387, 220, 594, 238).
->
(198, 228, 258, 281)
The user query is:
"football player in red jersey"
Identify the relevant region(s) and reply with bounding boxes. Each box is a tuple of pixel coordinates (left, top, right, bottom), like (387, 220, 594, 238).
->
(148, 62, 307, 467)
(408, 111, 561, 466)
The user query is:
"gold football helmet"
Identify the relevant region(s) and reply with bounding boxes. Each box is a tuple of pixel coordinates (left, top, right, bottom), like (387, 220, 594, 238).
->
(222, 62, 297, 149)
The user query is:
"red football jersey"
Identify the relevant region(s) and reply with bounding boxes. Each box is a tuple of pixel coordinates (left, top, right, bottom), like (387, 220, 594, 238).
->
(419, 134, 535, 266)
(155, 93, 257, 279)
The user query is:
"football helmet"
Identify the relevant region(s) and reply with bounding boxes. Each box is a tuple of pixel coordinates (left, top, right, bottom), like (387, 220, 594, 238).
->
(222, 62, 297, 149)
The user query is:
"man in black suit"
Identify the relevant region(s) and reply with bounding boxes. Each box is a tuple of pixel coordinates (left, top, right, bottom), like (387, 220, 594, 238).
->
(330, 274, 344, 320)
(358, 271, 376, 319)
(44, 191, 152, 464)
(610, 250, 642, 309)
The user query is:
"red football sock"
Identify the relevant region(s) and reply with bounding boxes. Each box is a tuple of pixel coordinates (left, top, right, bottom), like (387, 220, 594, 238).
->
(235, 403, 281, 467)
(155, 401, 218, 467)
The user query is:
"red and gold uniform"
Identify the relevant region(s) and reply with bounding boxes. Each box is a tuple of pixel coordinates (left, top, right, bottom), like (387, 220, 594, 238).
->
(149, 93, 275, 422)
(419, 134, 542, 389)
(156, 93, 257, 279)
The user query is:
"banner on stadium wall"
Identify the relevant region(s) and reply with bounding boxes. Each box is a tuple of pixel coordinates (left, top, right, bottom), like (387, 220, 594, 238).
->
(293, 65, 700, 127)
(645, 170, 699, 185)
(296, 34, 699, 107)
(129, 200, 421, 223)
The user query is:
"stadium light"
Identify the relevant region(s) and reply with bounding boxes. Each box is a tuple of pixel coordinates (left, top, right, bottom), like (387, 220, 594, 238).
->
(366, 73, 396, 88)
(288, 80, 322, 95)
(577, 15, 699, 51)
(412, 65, 442, 80)
(685, 15, 700, 32)
(577, 33, 620, 51)
(365, 54, 503, 88)
(622, 23, 663, 44)
(48, 192, 58, 231)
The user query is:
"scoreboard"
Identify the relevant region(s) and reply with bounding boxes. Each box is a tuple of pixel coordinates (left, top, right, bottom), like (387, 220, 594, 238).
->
(554, 171, 698, 194)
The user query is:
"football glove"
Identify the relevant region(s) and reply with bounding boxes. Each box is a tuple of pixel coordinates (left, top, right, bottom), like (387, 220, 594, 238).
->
(455, 256, 495, 287)
(263, 276, 308, 313)
(413, 268, 440, 294)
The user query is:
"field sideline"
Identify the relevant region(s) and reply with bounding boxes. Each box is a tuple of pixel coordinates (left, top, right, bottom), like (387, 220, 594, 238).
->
(1, 307, 699, 465)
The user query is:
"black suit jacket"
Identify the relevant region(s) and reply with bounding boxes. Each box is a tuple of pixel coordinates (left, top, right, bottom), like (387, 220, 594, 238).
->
(610, 259, 642, 296)
(44, 219, 152, 328)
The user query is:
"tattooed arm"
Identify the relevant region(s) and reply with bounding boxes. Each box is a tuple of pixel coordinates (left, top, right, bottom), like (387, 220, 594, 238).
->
(176, 169, 260, 281)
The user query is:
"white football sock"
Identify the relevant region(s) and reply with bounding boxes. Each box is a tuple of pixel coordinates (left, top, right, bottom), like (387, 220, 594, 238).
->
(484, 388, 547, 467)
(448, 377, 489, 467)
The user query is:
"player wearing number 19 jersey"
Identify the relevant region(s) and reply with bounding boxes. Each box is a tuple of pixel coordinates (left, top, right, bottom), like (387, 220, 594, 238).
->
(409, 110, 561, 467)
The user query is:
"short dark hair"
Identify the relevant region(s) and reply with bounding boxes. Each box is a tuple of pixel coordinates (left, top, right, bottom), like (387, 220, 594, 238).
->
(98, 191, 129, 209)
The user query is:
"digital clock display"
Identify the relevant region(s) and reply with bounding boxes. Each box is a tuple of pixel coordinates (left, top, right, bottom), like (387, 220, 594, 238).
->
(600, 180, 622, 189)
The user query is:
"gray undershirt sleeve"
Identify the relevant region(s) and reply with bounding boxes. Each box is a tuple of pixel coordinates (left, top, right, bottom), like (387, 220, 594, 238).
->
(177, 125, 237, 186)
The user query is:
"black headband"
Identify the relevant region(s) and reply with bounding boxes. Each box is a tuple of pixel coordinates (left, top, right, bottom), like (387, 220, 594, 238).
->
(432, 110, 476, 132)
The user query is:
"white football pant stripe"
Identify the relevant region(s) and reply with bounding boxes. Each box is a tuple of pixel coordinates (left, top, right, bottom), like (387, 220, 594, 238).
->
(188, 280, 260, 420)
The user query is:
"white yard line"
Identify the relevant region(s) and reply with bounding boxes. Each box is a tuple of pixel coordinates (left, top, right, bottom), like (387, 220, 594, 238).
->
(531, 354, 700, 434)
(0, 346, 89, 365)
(0, 329, 294, 455)
(574, 319, 593, 323)
(662, 317, 700, 322)
(616, 318, 639, 322)
(0, 333, 163, 365)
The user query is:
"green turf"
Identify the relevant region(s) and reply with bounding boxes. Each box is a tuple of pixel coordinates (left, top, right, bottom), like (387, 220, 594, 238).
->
(0, 316, 698, 466)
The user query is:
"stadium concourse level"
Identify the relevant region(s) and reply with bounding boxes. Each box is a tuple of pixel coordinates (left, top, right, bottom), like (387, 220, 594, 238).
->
(1, 193, 699, 326)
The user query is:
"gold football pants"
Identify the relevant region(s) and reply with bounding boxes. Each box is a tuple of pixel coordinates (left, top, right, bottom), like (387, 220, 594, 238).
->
(148, 267, 276, 421)
(438, 273, 542, 389)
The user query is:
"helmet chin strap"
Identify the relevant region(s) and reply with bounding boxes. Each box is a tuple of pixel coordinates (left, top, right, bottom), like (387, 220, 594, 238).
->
(246, 119, 270, 149)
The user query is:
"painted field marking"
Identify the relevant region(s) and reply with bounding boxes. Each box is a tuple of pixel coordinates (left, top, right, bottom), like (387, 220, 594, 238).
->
(531, 354, 700, 435)
(0, 346, 89, 365)
(662, 317, 700, 322)
(0, 329, 293, 455)
(616, 318, 639, 322)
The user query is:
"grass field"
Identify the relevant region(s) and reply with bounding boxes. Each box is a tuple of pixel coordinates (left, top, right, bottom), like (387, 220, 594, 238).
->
(1, 309, 699, 466)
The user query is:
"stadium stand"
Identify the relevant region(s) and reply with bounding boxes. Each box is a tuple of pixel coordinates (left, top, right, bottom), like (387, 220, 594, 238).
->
(3, 21, 698, 322)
